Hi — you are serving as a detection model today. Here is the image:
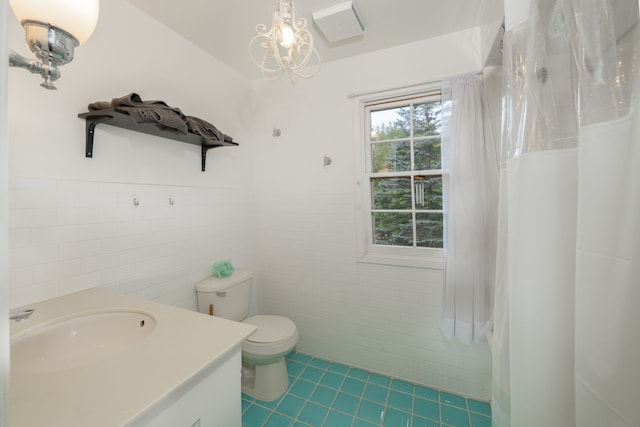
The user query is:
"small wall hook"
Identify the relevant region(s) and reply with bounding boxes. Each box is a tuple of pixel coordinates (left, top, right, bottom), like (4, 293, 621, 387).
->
(272, 127, 282, 138)
(323, 155, 332, 167)
(132, 196, 140, 207)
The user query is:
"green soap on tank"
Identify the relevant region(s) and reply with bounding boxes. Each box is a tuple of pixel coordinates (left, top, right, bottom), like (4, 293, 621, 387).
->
(212, 261, 234, 277)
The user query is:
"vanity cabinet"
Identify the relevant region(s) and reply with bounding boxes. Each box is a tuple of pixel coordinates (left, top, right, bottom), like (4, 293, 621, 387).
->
(133, 351, 242, 427)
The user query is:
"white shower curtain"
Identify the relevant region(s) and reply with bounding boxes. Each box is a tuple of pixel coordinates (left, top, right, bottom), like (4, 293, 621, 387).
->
(440, 73, 499, 344)
(492, 0, 640, 426)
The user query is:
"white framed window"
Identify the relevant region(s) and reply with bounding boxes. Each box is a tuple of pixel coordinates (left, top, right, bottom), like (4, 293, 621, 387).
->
(353, 84, 444, 269)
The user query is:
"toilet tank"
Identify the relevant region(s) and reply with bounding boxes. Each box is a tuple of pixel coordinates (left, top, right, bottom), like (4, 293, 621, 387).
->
(195, 268, 253, 321)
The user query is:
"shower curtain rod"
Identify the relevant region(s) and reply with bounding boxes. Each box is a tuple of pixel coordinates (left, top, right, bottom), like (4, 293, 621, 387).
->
(346, 71, 483, 99)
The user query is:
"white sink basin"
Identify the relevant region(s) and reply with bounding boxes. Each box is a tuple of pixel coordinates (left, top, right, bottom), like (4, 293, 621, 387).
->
(11, 310, 157, 374)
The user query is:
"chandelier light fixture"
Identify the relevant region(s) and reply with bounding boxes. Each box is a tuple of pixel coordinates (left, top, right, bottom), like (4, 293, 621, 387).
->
(249, 0, 321, 83)
(8, 0, 100, 89)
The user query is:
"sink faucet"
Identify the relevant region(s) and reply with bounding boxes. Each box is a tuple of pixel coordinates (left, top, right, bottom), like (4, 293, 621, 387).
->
(9, 308, 35, 322)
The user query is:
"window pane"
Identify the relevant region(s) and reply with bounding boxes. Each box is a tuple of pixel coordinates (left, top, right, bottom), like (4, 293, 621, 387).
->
(372, 177, 411, 209)
(414, 176, 442, 210)
(414, 138, 441, 170)
(416, 212, 444, 248)
(372, 212, 413, 246)
(371, 141, 411, 172)
(370, 107, 410, 141)
(413, 102, 441, 136)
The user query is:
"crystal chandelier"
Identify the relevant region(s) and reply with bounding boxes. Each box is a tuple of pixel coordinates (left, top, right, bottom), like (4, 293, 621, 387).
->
(249, 0, 321, 83)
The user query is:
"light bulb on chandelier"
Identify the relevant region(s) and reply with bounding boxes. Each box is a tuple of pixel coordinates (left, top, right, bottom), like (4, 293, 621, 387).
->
(279, 24, 295, 48)
(249, 0, 321, 83)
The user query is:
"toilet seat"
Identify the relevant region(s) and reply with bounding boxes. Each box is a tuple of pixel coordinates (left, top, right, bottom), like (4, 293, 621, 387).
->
(241, 315, 298, 356)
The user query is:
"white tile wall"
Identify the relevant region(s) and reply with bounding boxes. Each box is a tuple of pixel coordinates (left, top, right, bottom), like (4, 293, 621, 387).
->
(252, 189, 492, 400)
(8, 177, 252, 310)
(247, 27, 492, 401)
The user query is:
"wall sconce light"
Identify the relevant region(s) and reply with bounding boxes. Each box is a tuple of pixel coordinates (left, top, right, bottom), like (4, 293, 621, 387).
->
(249, 0, 321, 83)
(8, 0, 100, 90)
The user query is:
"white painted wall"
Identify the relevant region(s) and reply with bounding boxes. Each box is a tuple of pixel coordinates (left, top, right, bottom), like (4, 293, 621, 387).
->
(505, 0, 531, 30)
(1, 0, 10, 425)
(7, 0, 254, 309)
(249, 28, 492, 400)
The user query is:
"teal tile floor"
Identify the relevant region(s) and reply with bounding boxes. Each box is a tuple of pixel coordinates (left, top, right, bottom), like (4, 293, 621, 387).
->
(242, 352, 491, 427)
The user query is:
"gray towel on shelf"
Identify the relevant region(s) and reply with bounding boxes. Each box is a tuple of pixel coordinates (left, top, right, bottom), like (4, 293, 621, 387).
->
(87, 101, 113, 110)
(88, 93, 178, 111)
(87, 93, 232, 140)
(114, 93, 188, 134)
(126, 109, 187, 135)
(88, 92, 188, 135)
(186, 116, 224, 142)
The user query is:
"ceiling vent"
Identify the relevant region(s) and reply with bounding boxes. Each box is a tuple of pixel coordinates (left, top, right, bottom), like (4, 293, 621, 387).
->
(312, 1, 364, 44)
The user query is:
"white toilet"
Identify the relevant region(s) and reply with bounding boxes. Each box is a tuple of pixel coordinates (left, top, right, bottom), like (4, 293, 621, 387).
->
(195, 268, 298, 401)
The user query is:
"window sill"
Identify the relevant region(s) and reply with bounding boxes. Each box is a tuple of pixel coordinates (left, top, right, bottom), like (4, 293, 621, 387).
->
(357, 251, 444, 270)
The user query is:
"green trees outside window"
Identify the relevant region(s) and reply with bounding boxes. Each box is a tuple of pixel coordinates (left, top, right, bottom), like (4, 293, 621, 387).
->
(368, 101, 443, 248)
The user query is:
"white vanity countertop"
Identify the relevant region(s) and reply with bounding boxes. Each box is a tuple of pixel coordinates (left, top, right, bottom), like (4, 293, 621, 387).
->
(9, 287, 256, 427)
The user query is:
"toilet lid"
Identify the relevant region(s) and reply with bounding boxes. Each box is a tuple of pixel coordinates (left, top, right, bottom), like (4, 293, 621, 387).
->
(242, 315, 296, 343)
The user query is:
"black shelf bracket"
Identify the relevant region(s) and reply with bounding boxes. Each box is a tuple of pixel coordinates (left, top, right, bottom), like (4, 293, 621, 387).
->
(85, 115, 113, 158)
(78, 109, 238, 171)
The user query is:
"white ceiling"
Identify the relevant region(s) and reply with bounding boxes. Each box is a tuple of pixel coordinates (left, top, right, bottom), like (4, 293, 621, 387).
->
(127, 0, 503, 79)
